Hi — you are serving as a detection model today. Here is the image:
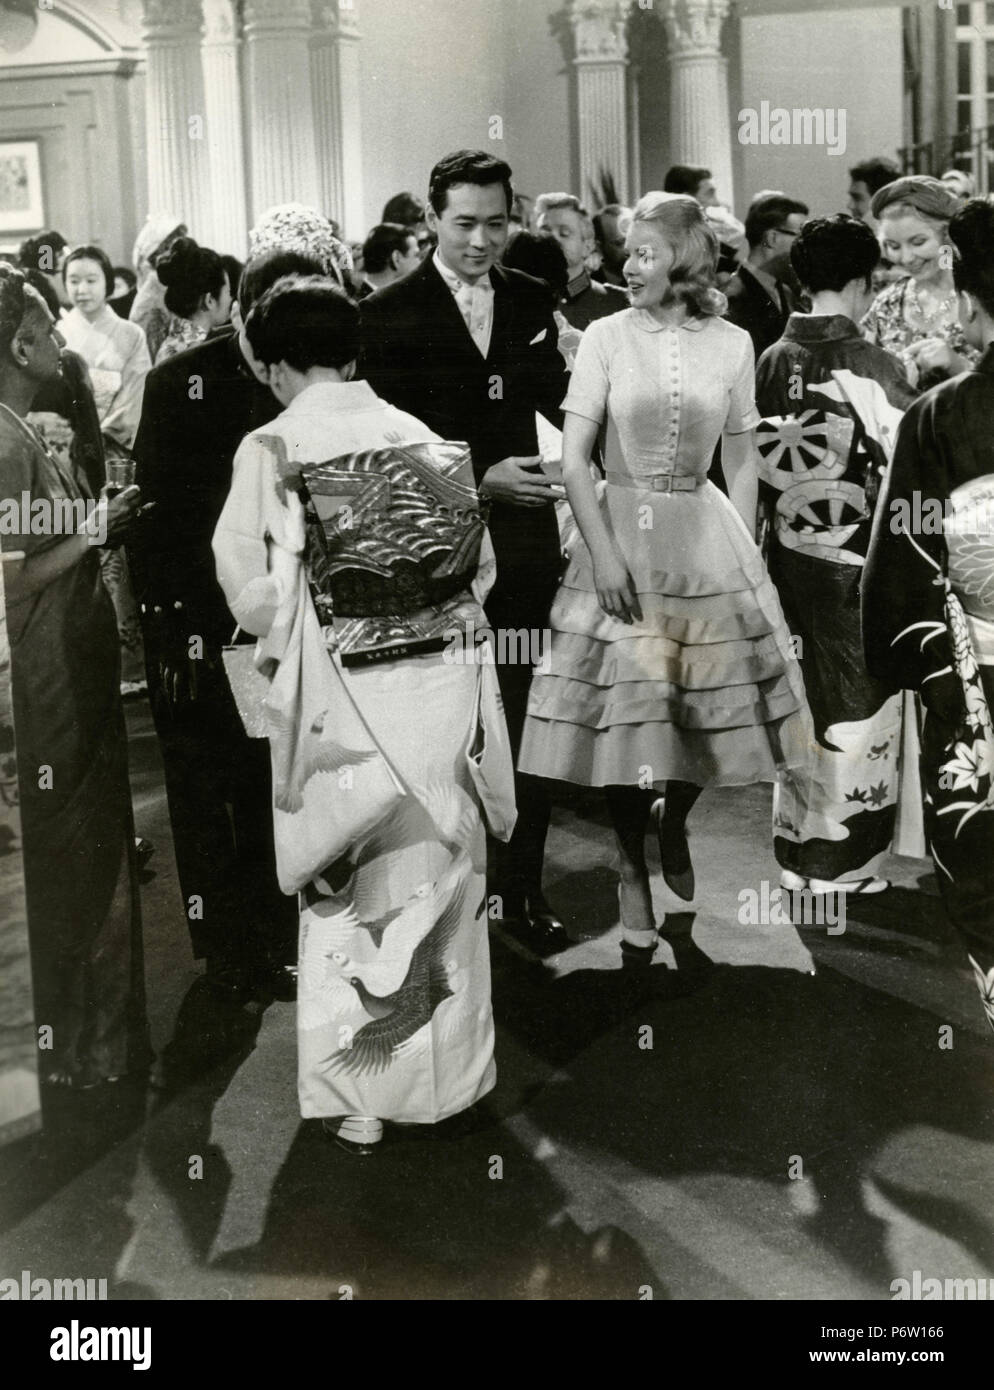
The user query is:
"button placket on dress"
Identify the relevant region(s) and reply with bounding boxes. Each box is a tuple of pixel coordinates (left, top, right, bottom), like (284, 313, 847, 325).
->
(663, 328, 681, 478)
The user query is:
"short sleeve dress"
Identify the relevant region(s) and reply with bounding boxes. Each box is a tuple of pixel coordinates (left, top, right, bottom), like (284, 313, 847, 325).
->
(518, 307, 810, 790)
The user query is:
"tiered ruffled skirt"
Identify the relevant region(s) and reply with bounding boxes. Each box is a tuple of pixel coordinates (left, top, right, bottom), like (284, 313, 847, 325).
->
(518, 477, 812, 789)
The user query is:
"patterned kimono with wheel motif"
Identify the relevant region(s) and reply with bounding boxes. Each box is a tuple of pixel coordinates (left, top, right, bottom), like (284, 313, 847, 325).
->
(213, 380, 514, 1123)
(756, 314, 918, 884)
(864, 343, 994, 1034)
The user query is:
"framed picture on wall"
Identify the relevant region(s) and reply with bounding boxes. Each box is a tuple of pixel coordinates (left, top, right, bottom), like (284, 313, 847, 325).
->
(0, 141, 44, 235)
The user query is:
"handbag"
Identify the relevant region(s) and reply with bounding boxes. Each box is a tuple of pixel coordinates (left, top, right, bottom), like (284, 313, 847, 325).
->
(221, 627, 271, 739)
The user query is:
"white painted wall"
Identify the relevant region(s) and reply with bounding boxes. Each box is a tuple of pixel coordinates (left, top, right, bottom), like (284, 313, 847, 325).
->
(734, 6, 904, 216)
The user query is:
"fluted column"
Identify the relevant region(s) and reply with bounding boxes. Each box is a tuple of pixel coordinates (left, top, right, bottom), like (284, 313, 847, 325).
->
(142, 0, 208, 227)
(660, 0, 733, 207)
(310, 0, 365, 237)
(199, 0, 248, 255)
(243, 0, 321, 219)
(569, 0, 635, 207)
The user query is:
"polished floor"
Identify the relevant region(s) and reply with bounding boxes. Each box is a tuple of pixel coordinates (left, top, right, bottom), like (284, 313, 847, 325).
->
(1, 700, 992, 1301)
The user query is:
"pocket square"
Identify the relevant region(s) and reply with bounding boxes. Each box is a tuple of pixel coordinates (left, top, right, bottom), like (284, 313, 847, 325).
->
(529, 328, 548, 345)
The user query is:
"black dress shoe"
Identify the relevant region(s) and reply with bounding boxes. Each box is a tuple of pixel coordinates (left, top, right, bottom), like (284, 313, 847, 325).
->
(499, 892, 570, 952)
(524, 892, 568, 939)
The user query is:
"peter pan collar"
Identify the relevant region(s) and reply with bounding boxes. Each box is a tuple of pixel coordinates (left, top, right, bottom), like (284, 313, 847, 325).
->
(630, 307, 708, 333)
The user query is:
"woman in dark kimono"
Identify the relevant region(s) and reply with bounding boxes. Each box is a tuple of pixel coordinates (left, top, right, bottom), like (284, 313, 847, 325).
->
(863, 199, 994, 1035)
(756, 216, 917, 895)
(0, 265, 150, 1087)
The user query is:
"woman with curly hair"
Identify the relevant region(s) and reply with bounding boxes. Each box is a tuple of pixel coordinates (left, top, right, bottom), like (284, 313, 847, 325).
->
(518, 192, 810, 963)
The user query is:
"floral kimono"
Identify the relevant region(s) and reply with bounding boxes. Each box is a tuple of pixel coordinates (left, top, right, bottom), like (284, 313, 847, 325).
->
(755, 314, 918, 885)
(863, 342, 994, 1033)
(213, 380, 515, 1125)
(861, 277, 981, 394)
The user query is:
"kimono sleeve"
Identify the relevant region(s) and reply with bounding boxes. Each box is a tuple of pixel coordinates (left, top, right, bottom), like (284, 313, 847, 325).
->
(212, 432, 304, 639)
(563, 320, 610, 423)
(101, 323, 152, 451)
(862, 391, 959, 719)
(724, 330, 761, 435)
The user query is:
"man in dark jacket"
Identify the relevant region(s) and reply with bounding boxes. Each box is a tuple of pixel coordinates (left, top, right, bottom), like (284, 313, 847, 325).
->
(130, 249, 322, 1000)
(359, 149, 571, 946)
(724, 194, 808, 360)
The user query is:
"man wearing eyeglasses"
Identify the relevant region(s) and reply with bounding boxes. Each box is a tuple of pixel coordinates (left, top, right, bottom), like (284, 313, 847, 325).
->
(723, 194, 809, 359)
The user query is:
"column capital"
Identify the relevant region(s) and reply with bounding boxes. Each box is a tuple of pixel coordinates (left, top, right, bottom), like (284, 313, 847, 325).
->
(202, 0, 239, 45)
(311, 0, 360, 41)
(243, 0, 312, 37)
(659, 0, 730, 59)
(569, 0, 633, 65)
(141, 0, 202, 41)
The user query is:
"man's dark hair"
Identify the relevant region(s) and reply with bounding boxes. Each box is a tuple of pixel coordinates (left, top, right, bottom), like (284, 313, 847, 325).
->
(382, 192, 425, 226)
(220, 255, 243, 298)
(593, 203, 626, 239)
(112, 265, 137, 292)
(790, 215, 880, 294)
(0, 261, 28, 354)
(848, 157, 900, 196)
(18, 230, 67, 274)
(237, 249, 325, 317)
(245, 276, 358, 372)
(663, 165, 711, 197)
(502, 231, 569, 300)
(950, 198, 994, 318)
(428, 149, 514, 216)
(744, 195, 809, 249)
(362, 223, 416, 275)
(62, 244, 115, 297)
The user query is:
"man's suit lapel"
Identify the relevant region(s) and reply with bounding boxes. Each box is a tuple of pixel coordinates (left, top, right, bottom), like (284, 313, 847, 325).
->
(488, 264, 514, 365)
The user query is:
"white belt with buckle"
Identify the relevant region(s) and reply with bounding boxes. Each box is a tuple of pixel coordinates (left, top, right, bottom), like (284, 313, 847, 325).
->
(606, 470, 701, 494)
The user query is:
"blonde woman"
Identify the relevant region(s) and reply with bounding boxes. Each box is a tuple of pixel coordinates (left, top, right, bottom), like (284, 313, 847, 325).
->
(518, 193, 809, 963)
(861, 175, 979, 392)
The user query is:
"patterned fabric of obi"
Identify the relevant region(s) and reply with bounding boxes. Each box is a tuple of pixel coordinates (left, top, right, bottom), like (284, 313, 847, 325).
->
(296, 441, 486, 665)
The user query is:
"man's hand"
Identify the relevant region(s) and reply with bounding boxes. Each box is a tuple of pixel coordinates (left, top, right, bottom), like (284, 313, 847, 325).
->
(95, 484, 143, 547)
(908, 337, 967, 379)
(479, 456, 565, 508)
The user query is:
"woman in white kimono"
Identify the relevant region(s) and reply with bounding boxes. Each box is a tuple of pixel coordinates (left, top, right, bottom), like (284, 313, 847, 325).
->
(213, 277, 515, 1154)
(60, 244, 151, 693)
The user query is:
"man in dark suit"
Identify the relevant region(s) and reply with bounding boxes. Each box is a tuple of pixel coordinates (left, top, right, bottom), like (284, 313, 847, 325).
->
(723, 194, 808, 360)
(359, 148, 571, 946)
(130, 249, 323, 1002)
(357, 223, 421, 299)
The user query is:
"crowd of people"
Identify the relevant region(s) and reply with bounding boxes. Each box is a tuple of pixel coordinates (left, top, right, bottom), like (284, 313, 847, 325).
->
(1, 144, 993, 1154)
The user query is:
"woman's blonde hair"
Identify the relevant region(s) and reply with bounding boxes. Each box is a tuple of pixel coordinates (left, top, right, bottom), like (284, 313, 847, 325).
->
(630, 191, 726, 317)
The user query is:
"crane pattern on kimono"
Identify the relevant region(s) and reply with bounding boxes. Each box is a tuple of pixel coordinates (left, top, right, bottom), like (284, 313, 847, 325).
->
(322, 875, 471, 1076)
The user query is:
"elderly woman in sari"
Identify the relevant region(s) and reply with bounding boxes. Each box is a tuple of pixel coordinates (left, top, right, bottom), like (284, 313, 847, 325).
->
(864, 199, 994, 1037)
(861, 176, 980, 393)
(213, 277, 515, 1154)
(0, 265, 150, 1087)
